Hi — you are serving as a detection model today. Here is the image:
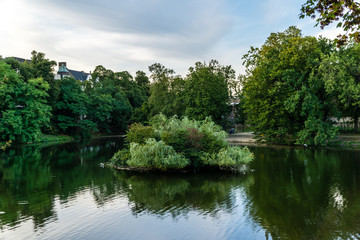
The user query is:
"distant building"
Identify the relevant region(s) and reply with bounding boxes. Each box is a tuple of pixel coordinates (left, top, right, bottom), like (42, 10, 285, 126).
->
(7, 56, 91, 81)
(54, 62, 91, 81)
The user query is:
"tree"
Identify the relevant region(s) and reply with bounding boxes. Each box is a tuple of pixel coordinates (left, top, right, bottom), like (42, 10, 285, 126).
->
(184, 60, 232, 127)
(300, 0, 360, 46)
(147, 63, 185, 117)
(0, 62, 51, 142)
(53, 77, 96, 137)
(85, 65, 136, 133)
(135, 70, 150, 92)
(319, 43, 360, 131)
(242, 26, 337, 145)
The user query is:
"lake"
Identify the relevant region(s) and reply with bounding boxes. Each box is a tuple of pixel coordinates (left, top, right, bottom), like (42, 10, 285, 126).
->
(1, 138, 360, 239)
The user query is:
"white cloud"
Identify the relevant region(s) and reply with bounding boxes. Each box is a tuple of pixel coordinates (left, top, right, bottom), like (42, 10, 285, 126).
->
(0, 0, 233, 75)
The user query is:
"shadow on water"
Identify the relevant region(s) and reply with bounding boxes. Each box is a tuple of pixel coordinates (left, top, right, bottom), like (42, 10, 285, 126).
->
(1, 140, 360, 239)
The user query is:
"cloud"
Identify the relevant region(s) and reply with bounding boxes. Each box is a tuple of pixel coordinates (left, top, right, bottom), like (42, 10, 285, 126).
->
(0, 0, 234, 75)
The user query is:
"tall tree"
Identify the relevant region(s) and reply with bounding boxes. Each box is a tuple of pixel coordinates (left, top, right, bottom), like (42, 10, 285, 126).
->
(147, 63, 185, 117)
(184, 60, 232, 127)
(242, 26, 337, 145)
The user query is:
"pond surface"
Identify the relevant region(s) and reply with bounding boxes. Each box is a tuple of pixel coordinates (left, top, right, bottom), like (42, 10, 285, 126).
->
(1, 138, 360, 240)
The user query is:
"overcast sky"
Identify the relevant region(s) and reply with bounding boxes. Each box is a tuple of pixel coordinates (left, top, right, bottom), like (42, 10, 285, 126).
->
(0, 0, 344, 77)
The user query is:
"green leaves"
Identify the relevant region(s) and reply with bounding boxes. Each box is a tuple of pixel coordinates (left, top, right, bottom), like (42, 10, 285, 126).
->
(0, 62, 51, 142)
(300, 0, 360, 46)
(242, 27, 337, 145)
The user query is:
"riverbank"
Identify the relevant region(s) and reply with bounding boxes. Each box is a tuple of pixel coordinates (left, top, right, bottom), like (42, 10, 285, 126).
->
(226, 132, 360, 148)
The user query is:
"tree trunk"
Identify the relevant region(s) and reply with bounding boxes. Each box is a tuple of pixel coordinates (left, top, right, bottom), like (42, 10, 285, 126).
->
(354, 115, 359, 132)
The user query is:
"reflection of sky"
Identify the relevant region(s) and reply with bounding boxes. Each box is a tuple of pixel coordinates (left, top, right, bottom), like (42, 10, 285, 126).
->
(0, 187, 266, 239)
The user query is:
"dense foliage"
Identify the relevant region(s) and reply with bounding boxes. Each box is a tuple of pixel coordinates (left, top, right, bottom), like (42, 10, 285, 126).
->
(242, 26, 339, 146)
(110, 114, 254, 172)
(0, 62, 51, 142)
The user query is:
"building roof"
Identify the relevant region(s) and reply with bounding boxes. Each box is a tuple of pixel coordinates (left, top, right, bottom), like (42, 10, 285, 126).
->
(58, 64, 69, 74)
(68, 69, 90, 81)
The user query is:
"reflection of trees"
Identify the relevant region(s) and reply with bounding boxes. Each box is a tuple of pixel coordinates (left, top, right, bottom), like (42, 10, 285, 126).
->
(0, 138, 125, 230)
(113, 171, 254, 219)
(245, 146, 360, 240)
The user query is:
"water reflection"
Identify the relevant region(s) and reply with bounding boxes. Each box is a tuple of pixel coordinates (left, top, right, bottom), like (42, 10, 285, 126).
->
(0, 138, 124, 231)
(1, 140, 360, 239)
(113, 171, 253, 219)
(246, 146, 360, 239)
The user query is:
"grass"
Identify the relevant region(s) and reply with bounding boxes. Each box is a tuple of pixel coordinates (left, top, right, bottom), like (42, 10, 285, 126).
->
(37, 134, 74, 143)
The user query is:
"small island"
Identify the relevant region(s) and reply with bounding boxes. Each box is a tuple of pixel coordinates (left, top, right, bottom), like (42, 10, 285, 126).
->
(109, 114, 254, 173)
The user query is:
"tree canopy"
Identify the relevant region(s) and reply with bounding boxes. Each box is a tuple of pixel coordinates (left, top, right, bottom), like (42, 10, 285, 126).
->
(241, 26, 337, 145)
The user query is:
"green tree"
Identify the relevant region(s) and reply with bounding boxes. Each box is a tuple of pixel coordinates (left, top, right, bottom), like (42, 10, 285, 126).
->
(85, 65, 134, 133)
(147, 63, 186, 117)
(184, 60, 232, 127)
(319, 43, 360, 131)
(0, 62, 51, 142)
(300, 0, 360, 46)
(242, 26, 337, 145)
(53, 77, 96, 137)
(135, 70, 150, 94)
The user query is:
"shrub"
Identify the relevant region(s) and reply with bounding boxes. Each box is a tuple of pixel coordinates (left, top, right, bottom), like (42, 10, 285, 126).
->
(110, 148, 130, 166)
(201, 146, 253, 172)
(110, 114, 254, 172)
(127, 138, 189, 170)
(126, 123, 155, 144)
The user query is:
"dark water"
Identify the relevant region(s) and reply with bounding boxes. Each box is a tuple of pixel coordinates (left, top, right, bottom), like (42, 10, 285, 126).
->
(1, 139, 360, 240)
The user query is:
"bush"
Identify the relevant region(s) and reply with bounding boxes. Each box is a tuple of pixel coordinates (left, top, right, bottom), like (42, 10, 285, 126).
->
(110, 148, 130, 166)
(127, 138, 189, 170)
(126, 123, 155, 144)
(111, 114, 254, 172)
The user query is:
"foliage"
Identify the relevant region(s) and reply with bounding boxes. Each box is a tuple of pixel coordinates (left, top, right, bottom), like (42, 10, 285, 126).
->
(147, 63, 186, 117)
(1, 140, 12, 151)
(0, 62, 51, 142)
(184, 60, 232, 127)
(111, 114, 253, 172)
(110, 148, 130, 166)
(52, 77, 96, 137)
(319, 42, 360, 131)
(202, 146, 254, 172)
(126, 123, 155, 144)
(127, 138, 190, 170)
(241, 26, 337, 146)
(85, 65, 143, 133)
(300, 0, 360, 46)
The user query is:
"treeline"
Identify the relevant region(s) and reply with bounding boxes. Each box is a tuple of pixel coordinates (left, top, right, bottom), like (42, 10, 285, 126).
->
(0, 51, 238, 143)
(241, 26, 360, 145)
(2, 25, 360, 146)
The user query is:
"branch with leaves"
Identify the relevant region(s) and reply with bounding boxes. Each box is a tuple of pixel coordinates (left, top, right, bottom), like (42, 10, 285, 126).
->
(300, 0, 360, 46)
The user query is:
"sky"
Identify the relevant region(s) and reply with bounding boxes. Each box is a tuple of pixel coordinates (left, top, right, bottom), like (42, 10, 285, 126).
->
(0, 0, 344, 77)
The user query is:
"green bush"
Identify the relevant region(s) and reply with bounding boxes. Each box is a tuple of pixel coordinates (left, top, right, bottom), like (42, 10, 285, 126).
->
(127, 138, 189, 170)
(111, 114, 254, 172)
(110, 148, 130, 166)
(126, 123, 155, 144)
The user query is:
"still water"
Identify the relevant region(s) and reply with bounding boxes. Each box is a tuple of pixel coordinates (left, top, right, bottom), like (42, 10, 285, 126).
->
(1, 138, 360, 239)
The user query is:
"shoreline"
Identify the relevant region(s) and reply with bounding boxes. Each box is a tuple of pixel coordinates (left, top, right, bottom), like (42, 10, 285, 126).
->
(226, 132, 360, 149)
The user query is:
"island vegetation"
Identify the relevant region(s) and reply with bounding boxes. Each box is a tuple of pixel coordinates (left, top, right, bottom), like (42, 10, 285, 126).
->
(110, 114, 254, 172)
